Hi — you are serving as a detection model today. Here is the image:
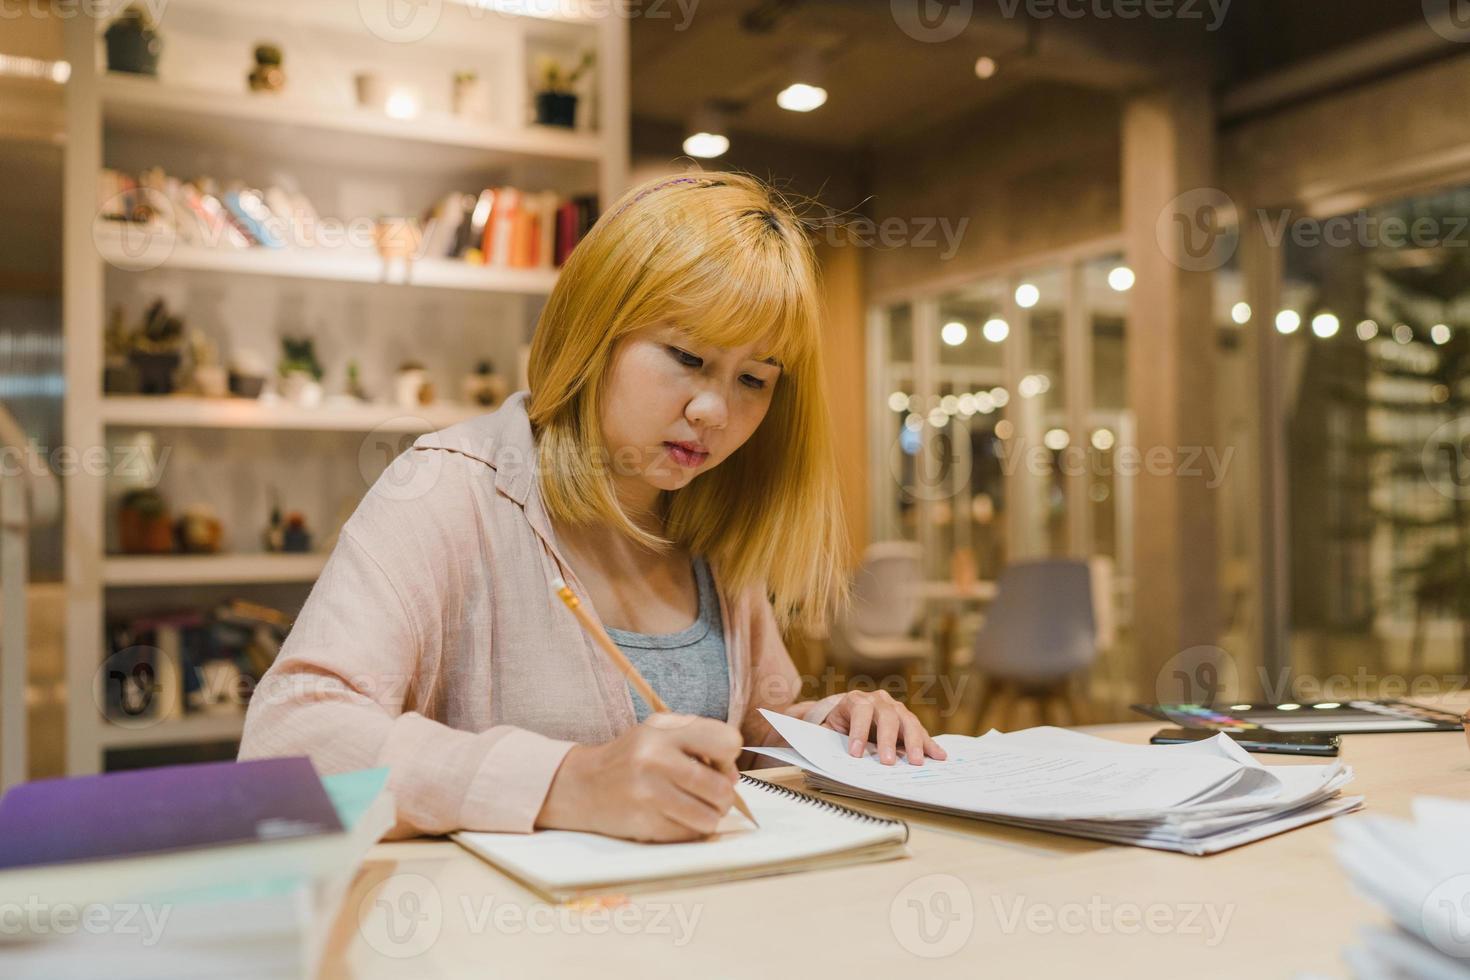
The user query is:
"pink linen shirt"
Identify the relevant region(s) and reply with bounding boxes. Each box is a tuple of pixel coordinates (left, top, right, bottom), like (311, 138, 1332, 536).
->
(238, 391, 839, 839)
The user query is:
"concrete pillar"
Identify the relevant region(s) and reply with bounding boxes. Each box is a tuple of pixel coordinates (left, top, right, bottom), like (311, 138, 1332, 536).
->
(1122, 84, 1222, 697)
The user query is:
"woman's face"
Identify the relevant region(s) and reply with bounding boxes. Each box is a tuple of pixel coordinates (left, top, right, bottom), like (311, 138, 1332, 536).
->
(600, 322, 783, 504)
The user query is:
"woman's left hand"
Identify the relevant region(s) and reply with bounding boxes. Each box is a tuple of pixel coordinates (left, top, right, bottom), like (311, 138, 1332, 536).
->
(820, 690, 948, 766)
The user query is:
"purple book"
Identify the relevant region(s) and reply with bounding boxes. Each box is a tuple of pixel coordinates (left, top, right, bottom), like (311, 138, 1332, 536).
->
(0, 757, 344, 870)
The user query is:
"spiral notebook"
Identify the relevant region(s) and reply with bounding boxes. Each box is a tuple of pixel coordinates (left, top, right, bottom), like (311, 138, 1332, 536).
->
(451, 775, 909, 901)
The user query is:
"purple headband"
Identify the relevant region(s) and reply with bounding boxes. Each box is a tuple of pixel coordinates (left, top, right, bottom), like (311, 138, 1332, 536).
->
(607, 175, 728, 221)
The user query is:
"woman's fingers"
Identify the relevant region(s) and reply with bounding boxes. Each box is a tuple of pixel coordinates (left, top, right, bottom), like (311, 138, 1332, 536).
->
(846, 696, 874, 756)
(875, 702, 902, 764)
(924, 734, 948, 761)
(901, 711, 928, 765)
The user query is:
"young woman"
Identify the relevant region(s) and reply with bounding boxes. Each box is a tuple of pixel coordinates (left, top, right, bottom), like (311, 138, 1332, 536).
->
(239, 172, 945, 843)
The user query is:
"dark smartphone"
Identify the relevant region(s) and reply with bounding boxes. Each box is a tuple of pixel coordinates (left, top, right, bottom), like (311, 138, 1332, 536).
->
(1149, 727, 1341, 756)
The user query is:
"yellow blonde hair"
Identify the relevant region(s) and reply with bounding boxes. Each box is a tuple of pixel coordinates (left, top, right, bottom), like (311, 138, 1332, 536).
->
(527, 171, 848, 632)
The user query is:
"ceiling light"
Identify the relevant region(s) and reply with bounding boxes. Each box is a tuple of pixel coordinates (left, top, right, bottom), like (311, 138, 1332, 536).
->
(1230, 302, 1251, 325)
(1311, 313, 1339, 338)
(683, 103, 730, 158)
(1015, 283, 1040, 308)
(940, 321, 968, 346)
(1275, 310, 1300, 335)
(974, 56, 997, 79)
(1107, 266, 1134, 292)
(982, 317, 1009, 343)
(776, 82, 826, 112)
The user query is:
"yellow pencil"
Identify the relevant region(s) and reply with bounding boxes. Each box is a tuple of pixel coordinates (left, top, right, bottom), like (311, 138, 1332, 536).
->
(550, 576, 759, 829)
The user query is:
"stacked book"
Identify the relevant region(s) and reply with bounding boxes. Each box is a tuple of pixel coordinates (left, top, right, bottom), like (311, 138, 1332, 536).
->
(0, 758, 393, 979)
(420, 187, 598, 270)
(1336, 797, 1470, 977)
(751, 711, 1361, 855)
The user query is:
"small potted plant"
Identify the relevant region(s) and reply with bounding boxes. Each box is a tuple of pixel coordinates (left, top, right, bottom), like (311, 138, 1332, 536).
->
(104, 5, 163, 77)
(128, 298, 186, 395)
(533, 51, 593, 128)
(277, 336, 324, 408)
(248, 43, 285, 93)
(451, 69, 489, 120)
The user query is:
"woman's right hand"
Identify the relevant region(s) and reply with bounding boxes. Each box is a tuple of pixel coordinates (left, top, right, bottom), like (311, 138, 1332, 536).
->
(535, 713, 744, 842)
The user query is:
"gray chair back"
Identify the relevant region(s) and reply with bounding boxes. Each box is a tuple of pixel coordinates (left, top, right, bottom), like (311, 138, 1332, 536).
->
(971, 559, 1096, 685)
(846, 541, 924, 638)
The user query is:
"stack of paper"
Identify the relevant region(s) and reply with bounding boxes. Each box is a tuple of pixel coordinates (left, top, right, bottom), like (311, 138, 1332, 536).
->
(750, 710, 1360, 855)
(1335, 797, 1470, 978)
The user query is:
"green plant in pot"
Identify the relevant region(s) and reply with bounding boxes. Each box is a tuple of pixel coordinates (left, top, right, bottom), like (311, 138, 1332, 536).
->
(533, 51, 593, 128)
(105, 5, 163, 77)
(248, 43, 285, 93)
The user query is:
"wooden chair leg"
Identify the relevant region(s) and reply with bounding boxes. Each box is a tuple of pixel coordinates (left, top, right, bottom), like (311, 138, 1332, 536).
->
(983, 681, 1017, 733)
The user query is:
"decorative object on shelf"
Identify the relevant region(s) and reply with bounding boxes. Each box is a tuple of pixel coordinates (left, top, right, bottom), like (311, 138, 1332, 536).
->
(228, 351, 268, 398)
(394, 361, 430, 408)
(451, 69, 490, 120)
(186, 329, 229, 398)
(262, 490, 287, 552)
(247, 43, 285, 93)
(282, 513, 312, 553)
(104, 4, 162, 77)
(462, 360, 508, 408)
(533, 50, 593, 128)
(354, 71, 387, 111)
(103, 304, 141, 394)
(176, 504, 224, 554)
(122, 299, 186, 395)
(373, 216, 424, 281)
(346, 358, 369, 402)
(277, 336, 324, 407)
(117, 488, 174, 555)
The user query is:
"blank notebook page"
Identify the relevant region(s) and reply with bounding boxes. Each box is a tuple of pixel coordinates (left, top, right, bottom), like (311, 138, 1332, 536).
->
(453, 775, 906, 889)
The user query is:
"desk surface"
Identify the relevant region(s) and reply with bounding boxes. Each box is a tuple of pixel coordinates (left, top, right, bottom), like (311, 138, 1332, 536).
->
(323, 716, 1470, 979)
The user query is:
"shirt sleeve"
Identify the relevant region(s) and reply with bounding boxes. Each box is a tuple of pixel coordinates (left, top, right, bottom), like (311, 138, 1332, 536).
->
(238, 494, 576, 839)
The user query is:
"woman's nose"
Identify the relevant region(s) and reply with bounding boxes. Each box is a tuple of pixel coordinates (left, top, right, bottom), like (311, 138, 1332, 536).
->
(686, 389, 728, 430)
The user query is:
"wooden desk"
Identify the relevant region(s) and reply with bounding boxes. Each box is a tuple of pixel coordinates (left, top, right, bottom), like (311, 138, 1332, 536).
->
(323, 719, 1470, 978)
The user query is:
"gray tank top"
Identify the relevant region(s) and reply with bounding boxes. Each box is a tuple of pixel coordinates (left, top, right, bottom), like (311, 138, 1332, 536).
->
(603, 557, 730, 723)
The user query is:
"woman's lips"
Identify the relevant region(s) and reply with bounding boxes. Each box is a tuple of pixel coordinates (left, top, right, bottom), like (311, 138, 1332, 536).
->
(663, 442, 710, 468)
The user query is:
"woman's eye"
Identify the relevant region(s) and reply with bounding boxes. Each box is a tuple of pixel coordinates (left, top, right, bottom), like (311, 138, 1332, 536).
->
(668, 346, 702, 368)
(740, 374, 768, 390)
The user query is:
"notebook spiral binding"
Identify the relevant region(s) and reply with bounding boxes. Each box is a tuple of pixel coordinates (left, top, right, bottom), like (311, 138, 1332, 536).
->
(739, 774, 910, 841)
